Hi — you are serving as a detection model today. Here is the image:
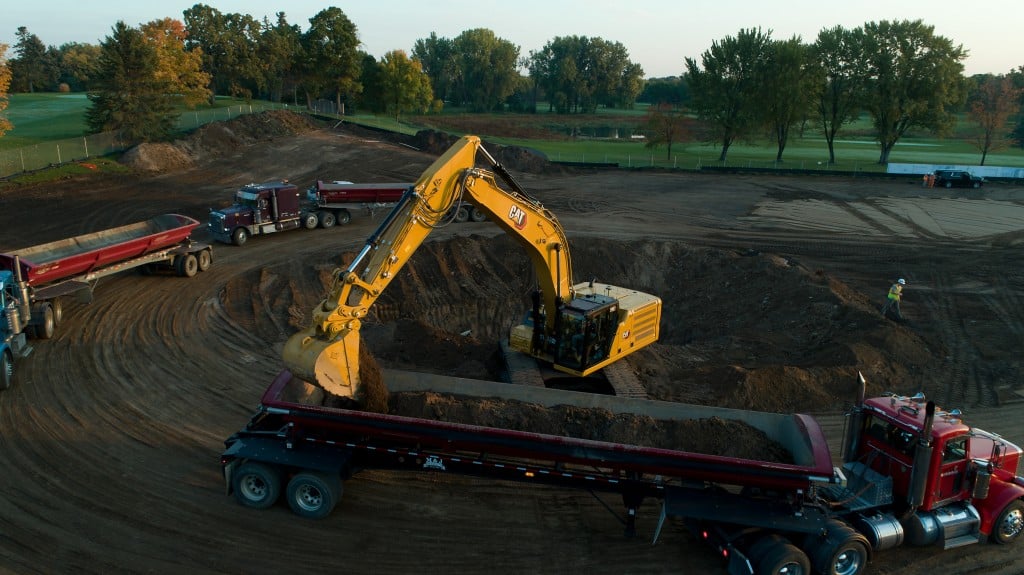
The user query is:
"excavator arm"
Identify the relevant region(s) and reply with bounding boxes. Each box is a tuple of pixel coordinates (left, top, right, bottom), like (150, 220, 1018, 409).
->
(282, 135, 661, 403)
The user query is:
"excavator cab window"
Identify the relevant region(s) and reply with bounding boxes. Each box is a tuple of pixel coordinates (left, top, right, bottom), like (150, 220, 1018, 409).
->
(558, 295, 619, 370)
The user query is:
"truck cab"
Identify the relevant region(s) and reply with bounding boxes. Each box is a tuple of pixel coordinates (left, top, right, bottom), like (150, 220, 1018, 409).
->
(849, 394, 1023, 547)
(0, 270, 32, 390)
(208, 181, 304, 246)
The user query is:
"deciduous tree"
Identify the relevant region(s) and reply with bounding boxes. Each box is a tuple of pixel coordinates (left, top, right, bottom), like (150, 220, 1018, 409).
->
(642, 103, 693, 159)
(377, 50, 433, 119)
(0, 44, 12, 137)
(857, 20, 967, 164)
(56, 42, 101, 91)
(301, 7, 361, 114)
(412, 33, 456, 105)
(452, 29, 519, 112)
(141, 18, 211, 108)
(966, 75, 1022, 165)
(809, 26, 864, 164)
(685, 28, 773, 162)
(762, 36, 814, 161)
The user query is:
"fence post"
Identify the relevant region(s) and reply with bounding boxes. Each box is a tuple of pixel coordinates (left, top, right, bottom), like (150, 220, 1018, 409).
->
(84, 137, 89, 158)
(57, 144, 62, 165)
(20, 149, 26, 172)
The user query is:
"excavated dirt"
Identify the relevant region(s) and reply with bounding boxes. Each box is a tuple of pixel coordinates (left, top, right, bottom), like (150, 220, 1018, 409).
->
(1, 110, 1023, 575)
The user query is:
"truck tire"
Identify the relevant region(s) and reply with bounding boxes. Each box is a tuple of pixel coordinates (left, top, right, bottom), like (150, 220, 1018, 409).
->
(454, 207, 470, 223)
(285, 471, 341, 519)
(470, 207, 487, 222)
(232, 227, 249, 247)
(945, 181, 952, 188)
(303, 212, 319, 229)
(32, 302, 55, 340)
(318, 210, 336, 229)
(232, 462, 281, 510)
(50, 297, 64, 327)
(993, 500, 1024, 544)
(756, 541, 810, 575)
(197, 249, 213, 272)
(176, 253, 199, 278)
(1, 351, 13, 391)
(808, 523, 869, 575)
(336, 209, 352, 225)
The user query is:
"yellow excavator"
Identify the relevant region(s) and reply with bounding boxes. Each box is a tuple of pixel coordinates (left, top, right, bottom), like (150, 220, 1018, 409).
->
(282, 135, 662, 403)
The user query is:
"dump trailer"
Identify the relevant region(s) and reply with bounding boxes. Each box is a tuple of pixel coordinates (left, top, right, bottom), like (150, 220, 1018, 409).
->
(221, 371, 1024, 574)
(0, 214, 212, 389)
(304, 181, 413, 228)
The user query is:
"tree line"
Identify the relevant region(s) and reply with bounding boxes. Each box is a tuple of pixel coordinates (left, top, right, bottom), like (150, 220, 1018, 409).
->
(1, 8, 1022, 165)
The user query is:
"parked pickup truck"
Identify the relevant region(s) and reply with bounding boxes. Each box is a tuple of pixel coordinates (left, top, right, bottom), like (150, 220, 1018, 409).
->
(933, 170, 984, 189)
(221, 371, 1023, 574)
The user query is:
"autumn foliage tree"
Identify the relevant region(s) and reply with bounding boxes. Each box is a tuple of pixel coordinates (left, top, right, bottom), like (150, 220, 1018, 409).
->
(377, 51, 434, 119)
(967, 75, 1022, 165)
(141, 18, 211, 107)
(0, 44, 12, 137)
(643, 103, 692, 159)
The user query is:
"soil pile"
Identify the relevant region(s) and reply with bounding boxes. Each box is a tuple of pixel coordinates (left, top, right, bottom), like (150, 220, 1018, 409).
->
(120, 143, 194, 172)
(387, 391, 794, 463)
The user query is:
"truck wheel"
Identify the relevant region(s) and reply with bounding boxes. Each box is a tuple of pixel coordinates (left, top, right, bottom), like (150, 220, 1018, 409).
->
(972, 182, 980, 189)
(232, 462, 281, 510)
(177, 253, 199, 278)
(303, 212, 319, 229)
(993, 500, 1024, 544)
(336, 209, 352, 225)
(470, 207, 487, 222)
(286, 471, 341, 519)
(232, 228, 249, 247)
(1, 351, 13, 391)
(454, 207, 470, 223)
(33, 302, 55, 340)
(757, 542, 810, 575)
(50, 297, 64, 327)
(808, 523, 869, 575)
(945, 181, 952, 188)
(318, 211, 336, 229)
(197, 249, 213, 272)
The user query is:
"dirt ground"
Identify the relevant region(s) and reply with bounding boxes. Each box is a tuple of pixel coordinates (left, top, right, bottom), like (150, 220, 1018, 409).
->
(1, 111, 1023, 574)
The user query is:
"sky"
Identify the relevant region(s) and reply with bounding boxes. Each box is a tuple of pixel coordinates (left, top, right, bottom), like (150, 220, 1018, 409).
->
(2, 0, 1020, 78)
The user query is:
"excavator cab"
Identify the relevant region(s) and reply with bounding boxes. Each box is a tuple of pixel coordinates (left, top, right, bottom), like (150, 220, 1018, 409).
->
(551, 295, 619, 371)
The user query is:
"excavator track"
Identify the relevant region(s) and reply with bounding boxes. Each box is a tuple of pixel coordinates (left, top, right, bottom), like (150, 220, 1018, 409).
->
(500, 339, 546, 387)
(601, 360, 648, 399)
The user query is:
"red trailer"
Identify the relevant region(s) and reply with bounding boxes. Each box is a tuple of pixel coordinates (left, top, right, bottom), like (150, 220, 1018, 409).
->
(0, 214, 212, 340)
(220, 371, 1023, 574)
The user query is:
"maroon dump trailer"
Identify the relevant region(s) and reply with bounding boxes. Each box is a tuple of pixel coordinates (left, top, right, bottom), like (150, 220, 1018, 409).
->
(0, 213, 212, 341)
(221, 372, 1024, 574)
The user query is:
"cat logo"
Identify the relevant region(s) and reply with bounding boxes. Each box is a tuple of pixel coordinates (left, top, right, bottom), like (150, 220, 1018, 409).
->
(423, 455, 446, 471)
(508, 205, 527, 230)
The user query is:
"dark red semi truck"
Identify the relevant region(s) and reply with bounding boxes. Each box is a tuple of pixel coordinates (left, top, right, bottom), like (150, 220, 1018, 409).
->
(221, 371, 1024, 575)
(208, 180, 486, 246)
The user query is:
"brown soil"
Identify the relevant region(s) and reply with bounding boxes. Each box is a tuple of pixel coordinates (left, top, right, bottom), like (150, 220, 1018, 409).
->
(1, 110, 1023, 575)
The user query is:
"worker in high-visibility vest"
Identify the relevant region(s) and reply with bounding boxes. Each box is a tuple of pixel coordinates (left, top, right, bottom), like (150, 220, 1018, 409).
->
(881, 278, 906, 321)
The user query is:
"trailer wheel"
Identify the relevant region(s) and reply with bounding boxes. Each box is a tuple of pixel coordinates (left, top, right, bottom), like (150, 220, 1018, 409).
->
(1, 351, 13, 391)
(32, 302, 55, 340)
(303, 212, 319, 229)
(808, 523, 869, 575)
(318, 210, 336, 229)
(470, 207, 487, 222)
(993, 500, 1024, 544)
(757, 541, 810, 575)
(336, 209, 351, 225)
(454, 206, 470, 223)
(232, 462, 281, 510)
(177, 253, 199, 278)
(232, 228, 249, 247)
(286, 471, 341, 519)
(50, 297, 64, 326)
(197, 249, 213, 272)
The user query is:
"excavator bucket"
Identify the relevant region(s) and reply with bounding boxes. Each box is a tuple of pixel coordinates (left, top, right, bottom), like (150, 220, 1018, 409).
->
(283, 326, 360, 398)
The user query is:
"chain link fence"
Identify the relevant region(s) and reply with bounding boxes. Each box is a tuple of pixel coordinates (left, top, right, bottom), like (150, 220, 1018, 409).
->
(0, 102, 291, 179)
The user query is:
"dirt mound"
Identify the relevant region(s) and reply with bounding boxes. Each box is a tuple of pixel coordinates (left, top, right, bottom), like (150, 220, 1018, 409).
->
(120, 142, 194, 172)
(411, 129, 550, 173)
(120, 110, 323, 172)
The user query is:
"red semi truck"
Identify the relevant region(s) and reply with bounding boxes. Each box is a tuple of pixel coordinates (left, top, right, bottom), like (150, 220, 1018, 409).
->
(1, 214, 212, 388)
(221, 371, 1024, 575)
(207, 180, 487, 246)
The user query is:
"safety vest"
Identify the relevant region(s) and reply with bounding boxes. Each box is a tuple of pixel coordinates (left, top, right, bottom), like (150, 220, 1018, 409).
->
(888, 284, 902, 301)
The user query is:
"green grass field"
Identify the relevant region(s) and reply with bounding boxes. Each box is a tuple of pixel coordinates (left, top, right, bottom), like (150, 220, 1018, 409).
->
(3, 94, 1022, 173)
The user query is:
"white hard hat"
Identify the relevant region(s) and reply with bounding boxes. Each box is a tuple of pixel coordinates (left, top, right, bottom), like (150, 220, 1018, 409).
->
(898, 278, 906, 285)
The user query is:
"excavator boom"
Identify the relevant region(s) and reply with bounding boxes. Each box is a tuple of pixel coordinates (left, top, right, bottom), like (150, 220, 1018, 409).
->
(282, 136, 661, 403)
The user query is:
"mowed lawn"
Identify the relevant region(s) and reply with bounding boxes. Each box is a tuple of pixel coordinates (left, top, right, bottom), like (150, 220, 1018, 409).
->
(1, 93, 91, 148)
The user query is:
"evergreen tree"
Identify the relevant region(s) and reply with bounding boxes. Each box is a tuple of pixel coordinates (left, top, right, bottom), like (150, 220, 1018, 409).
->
(86, 22, 176, 142)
